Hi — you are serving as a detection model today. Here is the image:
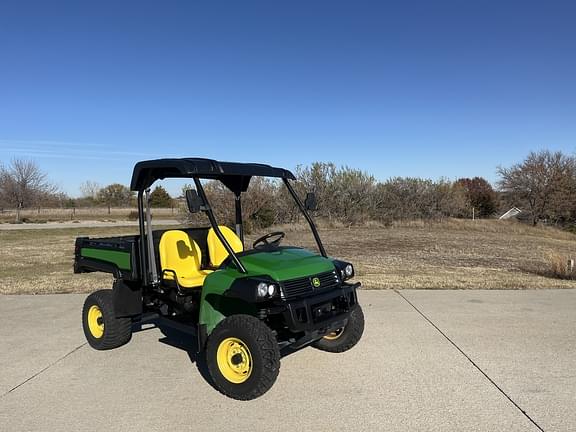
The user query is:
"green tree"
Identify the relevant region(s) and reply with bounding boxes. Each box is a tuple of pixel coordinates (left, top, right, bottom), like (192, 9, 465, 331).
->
(97, 183, 133, 214)
(149, 185, 173, 208)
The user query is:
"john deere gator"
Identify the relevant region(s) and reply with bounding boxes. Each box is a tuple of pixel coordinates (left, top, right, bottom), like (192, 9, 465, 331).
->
(75, 158, 364, 400)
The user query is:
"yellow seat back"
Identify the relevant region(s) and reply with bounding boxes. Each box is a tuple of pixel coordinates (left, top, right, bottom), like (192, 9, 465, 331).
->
(159, 230, 205, 286)
(207, 226, 244, 267)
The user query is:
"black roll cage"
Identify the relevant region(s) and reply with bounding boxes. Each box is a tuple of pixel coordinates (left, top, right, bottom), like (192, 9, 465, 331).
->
(133, 159, 327, 286)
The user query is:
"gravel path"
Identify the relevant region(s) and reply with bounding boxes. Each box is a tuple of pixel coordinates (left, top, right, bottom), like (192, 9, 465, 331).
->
(0, 219, 180, 230)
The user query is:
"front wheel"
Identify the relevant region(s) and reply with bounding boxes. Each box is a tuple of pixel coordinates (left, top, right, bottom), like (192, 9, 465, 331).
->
(206, 315, 280, 400)
(312, 305, 364, 353)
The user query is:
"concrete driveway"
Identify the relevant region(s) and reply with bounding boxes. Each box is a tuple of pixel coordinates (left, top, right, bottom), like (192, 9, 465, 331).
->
(0, 290, 574, 431)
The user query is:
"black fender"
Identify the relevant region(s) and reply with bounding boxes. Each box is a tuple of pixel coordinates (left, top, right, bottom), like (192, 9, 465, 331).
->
(113, 279, 142, 318)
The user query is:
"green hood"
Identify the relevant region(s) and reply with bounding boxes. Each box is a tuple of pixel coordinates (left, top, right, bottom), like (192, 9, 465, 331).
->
(239, 247, 335, 281)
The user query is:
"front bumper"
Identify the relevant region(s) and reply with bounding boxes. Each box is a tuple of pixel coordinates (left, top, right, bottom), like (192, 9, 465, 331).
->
(282, 281, 360, 340)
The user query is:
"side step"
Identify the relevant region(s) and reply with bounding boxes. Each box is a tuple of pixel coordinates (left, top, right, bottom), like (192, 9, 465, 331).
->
(137, 313, 207, 352)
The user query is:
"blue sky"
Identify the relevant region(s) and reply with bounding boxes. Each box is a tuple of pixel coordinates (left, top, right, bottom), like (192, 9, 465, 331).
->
(0, 0, 575, 196)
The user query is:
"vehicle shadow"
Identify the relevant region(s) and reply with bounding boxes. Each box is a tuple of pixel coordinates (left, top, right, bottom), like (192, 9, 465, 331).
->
(132, 322, 307, 391)
(133, 322, 216, 389)
(279, 346, 303, 359)
(150, 324, 305, 361)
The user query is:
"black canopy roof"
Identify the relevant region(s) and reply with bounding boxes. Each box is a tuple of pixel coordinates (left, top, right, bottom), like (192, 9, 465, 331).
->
(130, 158, 296, 191)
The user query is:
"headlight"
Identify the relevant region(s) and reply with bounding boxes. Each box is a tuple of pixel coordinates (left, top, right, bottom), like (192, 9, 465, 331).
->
(345, 264, 354, 277)
(336, 261, 354, 280)
(257, 281, 278, 298)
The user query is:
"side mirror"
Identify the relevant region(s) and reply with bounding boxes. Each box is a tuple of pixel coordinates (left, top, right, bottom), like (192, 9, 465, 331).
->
(185, 189, 204, 213)
(304, 192, 318, 211)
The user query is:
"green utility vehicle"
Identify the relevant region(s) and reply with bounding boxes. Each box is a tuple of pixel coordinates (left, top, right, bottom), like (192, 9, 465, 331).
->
(75, 158, 363, 400)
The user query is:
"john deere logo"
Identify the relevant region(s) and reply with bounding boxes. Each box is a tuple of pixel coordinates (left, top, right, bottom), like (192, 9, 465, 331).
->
(311, 277, 321, 288)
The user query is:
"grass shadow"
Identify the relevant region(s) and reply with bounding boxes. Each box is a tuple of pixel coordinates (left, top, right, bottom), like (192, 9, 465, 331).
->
(519, 259, 576, 282)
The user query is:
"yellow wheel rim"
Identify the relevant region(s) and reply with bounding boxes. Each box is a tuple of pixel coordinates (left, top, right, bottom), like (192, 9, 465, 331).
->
(87, 305, 104, 339)
(323, 328, 344, 341)
(216, 337, 253, 384)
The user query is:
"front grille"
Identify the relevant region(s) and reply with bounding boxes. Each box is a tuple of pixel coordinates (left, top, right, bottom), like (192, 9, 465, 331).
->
(281, 270, 340, 301)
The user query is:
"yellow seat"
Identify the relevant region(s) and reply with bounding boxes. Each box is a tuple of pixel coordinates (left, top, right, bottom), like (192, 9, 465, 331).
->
(159, 230, 212, 288)
(207, 226, 244, 267)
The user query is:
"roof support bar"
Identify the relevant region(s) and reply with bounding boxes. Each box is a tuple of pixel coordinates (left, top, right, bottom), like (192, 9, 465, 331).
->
(137, 191, 149, 285)
(283, 178, 328, 258)
(234, 193, 244, 246)
(144, 188, 159, 285)
(193, 177, 247, 273)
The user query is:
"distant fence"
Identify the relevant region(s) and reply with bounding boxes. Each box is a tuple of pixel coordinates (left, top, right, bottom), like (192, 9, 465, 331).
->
(0, 207, 177, 221)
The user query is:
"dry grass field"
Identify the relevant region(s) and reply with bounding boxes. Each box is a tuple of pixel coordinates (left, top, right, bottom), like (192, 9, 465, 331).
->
(1, 219, 576, 295)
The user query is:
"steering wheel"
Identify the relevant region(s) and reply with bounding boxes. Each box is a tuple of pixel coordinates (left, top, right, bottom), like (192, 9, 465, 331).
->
(252, 231, 285, 249)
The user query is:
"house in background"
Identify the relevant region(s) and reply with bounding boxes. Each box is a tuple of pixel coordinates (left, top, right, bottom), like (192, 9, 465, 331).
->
(499, 207, 522, 220)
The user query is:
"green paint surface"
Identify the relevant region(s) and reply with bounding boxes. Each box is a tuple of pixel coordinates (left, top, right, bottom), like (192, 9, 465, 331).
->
(240, 248, 334, 280)
(199, 247, 335, 333)
(81, 248, 132, 270)
(199, 271, 245, 334)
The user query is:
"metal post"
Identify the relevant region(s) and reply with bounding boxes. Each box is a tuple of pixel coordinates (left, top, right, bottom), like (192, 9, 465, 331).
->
(235, 193, 244, 245)
(137, 191, 148, 285)
(144, 189, 159, 284)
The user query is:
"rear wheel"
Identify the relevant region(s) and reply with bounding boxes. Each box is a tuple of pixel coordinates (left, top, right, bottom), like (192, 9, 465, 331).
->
(312, 305, 364, 353)
(82, 289, 132, 350)
(206, 315, 280, 400)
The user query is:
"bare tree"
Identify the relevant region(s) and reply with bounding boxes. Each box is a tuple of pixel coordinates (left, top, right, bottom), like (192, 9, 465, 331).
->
(432, 179, 469, 218)
(80, 180, 101, 200)
(332, 167, 376, 224)
(295, 163, 338, 221)
(497, 150, 576, 225)
(0, 159, 57, 221)
(199, 177, 279, 232)
(173, 161, 533, 228)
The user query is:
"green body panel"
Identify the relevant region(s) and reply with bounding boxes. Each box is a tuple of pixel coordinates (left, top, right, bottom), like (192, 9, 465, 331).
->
(199, 247, 335, 334)
(239, 248, 334, 280)
(198, 270, 251, 335)
(81, 248, 132, 270)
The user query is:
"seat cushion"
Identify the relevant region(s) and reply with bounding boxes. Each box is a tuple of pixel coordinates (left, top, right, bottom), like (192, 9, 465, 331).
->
(207, 226, 244, 267)
(159, 230, 211, 288)
(177, 270, 213, 288)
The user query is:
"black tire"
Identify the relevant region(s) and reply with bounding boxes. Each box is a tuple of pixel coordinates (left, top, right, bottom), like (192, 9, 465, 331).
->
(312, 305, 365, 353)
(82, 289, 132, 350)
(206, 315, 280, 400)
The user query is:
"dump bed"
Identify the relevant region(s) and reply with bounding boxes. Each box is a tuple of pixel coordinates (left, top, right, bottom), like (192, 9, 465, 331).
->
(74, 235, 141, 281)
